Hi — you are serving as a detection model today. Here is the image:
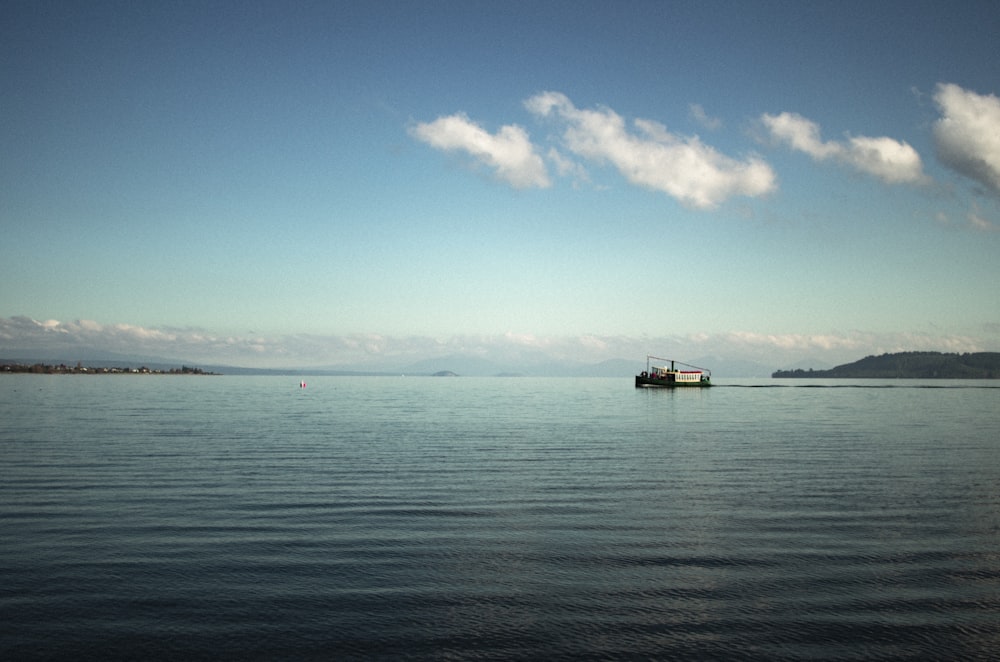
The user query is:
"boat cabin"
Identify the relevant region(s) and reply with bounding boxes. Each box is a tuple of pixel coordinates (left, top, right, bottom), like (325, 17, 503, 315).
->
(636, 356, 712, 387)
(651, 365, 703, 382)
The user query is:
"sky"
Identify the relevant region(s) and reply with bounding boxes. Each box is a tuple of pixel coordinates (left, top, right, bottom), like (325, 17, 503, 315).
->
(2, 0, 999, 371)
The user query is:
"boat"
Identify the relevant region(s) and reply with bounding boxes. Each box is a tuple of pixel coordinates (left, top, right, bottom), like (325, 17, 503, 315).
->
(635, 356, 712, 388)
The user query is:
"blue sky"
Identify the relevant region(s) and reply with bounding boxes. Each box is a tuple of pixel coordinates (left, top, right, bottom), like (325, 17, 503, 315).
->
(3, 1, 999, 370)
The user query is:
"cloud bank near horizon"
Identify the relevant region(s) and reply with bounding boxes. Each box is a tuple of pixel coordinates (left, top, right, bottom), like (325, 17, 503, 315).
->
(1, 316, 992, 371)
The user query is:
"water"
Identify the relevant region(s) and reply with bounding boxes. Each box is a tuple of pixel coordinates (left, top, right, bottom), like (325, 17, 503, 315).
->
(2, 376, 999, 660)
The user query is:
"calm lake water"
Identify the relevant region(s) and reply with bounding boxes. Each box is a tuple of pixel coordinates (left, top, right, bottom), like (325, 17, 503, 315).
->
(2, 376, 999, 660)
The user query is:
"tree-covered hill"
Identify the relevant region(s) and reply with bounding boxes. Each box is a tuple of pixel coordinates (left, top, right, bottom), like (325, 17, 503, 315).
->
(772, 352, 1000, 379)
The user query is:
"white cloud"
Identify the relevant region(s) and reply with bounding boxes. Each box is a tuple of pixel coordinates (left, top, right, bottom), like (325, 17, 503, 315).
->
(932, 204, 998, 233)
(0, 316, 282, 365)
(3, 316, 989, 375)
(409, 113, 550, 189)
(933, 83, 1000, 196)
(525, 91, 776, 209)
(760, 112, 840, 159)
(761, 111, 926, 184)
(968, 211, 994, 231)
(843, 135, 926, 184)
(689, 103, 722, 131)
(711, 329, 988, 369)
(967, 203, 997, 232)
(545, 147, 591, 187)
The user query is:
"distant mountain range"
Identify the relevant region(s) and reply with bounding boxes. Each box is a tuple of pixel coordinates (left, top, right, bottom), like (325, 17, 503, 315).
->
(11, 351, 997, 379)
(2, 354, 776, 378)
(313, 355, 776, 378)
(772, 352, 1000, 379)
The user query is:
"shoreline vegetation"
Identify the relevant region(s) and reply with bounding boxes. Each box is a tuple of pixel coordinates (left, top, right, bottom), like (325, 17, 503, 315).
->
(772, 351, 1000, 379)
(2, 362, 215, 375)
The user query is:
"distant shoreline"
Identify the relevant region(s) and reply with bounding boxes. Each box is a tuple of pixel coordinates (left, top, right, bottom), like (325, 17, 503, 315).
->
(1, 362, 216, 375)
(772, 351, 999, 379)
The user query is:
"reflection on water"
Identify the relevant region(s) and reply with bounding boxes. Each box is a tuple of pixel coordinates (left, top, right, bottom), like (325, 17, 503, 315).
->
(2, 377, 999, 659)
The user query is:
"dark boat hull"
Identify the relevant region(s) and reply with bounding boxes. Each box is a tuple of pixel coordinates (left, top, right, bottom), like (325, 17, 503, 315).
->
(635, 375, 712, 388)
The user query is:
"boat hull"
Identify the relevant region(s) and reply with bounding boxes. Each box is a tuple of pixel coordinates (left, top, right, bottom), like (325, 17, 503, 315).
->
(635, 375, 712, 388)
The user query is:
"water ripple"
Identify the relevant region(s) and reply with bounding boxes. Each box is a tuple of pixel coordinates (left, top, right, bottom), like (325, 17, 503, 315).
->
(2, 376, 999, 659)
